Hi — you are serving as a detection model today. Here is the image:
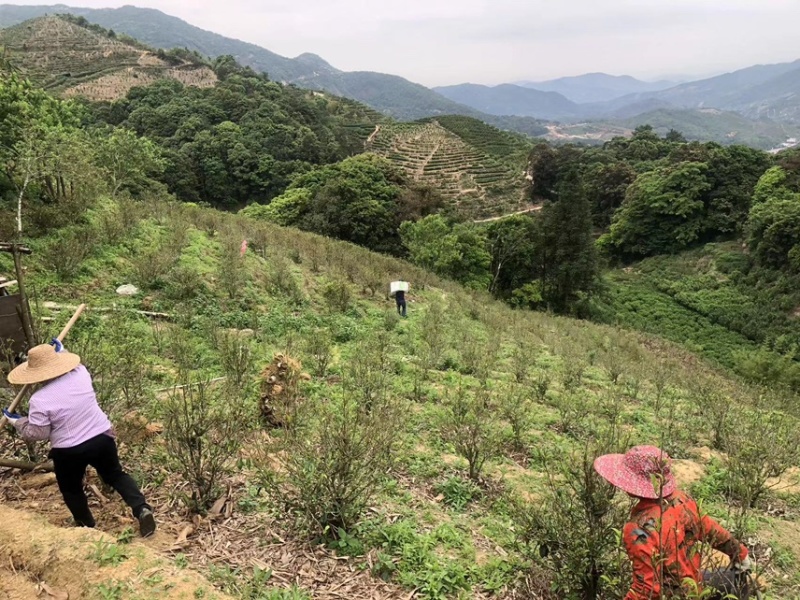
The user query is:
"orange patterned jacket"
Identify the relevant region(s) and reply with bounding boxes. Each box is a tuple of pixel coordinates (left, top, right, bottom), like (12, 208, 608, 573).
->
(623, 491, 748, 600)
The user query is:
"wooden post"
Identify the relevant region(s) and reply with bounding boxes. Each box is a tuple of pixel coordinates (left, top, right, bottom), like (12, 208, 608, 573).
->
(0, 243, 34, 348)
(10, 244, 35, 348)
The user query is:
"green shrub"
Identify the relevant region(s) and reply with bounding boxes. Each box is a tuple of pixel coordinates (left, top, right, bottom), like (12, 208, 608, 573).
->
(278, 387, 401, 535)
(511, 437, 630, 600)
(163, 379, 244, 512)
(439, 382, 501, 481)
(322, 280, 353, 313)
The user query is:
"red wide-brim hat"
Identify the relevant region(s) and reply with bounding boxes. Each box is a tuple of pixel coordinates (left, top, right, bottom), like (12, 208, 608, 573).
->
(594, 445, 676, 499)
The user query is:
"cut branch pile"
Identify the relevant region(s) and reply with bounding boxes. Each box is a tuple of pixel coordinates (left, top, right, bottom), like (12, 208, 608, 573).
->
(259, 353, 310, 428)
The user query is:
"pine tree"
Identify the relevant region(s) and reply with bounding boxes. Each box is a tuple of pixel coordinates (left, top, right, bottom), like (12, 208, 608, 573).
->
(539, 171, 598, 313)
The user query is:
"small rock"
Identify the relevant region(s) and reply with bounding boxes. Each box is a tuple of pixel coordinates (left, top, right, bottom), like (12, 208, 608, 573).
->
(116, 284, 140, 296)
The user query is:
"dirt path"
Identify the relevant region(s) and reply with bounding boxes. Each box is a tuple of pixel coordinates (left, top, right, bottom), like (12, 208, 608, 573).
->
(473, 205, 542, 223)
(0, 470, 416, 600)
(416, 139, 442, 178)
(0, 505, 233, 600)
(366, 124, 381, 145)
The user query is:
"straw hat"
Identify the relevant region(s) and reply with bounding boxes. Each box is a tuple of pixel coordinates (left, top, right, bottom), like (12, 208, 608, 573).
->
(593, 445, 676, 499)
(7, 344, 81, 385)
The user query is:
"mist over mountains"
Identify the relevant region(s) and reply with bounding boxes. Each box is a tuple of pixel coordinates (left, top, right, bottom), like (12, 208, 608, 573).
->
(2, 3, 800, 148)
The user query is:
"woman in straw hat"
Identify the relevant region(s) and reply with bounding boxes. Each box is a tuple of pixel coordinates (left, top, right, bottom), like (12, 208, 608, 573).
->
(594, 445, 752, 600)
(4, 342, 156, 537)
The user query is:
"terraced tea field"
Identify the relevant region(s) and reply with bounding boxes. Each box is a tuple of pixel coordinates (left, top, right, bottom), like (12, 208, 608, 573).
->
(0, 15, 216, 100)
(368, 120, 533, 219)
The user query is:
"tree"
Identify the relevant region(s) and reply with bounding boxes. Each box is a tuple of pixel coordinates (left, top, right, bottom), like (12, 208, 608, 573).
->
(537, 175, 599, 313)
(665, 128, 687, 143)
(296, 155, 404, 253)
(241, 187, 312, 226)
(702, 145, 771, 235)
(583, 161, 637, 228)
(753, 166, 796, 205)
(400, 214, 491, 289)
(605, 162, 712, 257)
(485, 215, 538, 296)
(746, 194, 800, 270)
(94, 128, 164, 197)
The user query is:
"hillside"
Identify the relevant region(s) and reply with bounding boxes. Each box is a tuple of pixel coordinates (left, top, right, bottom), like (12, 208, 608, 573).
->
(433, 83, 579, 120)
(614, 108, 800, 150)
(0, 4, 494, 123)
(596, 59, 800, 123)
(1, 58, 800, 598)
(515, 73, 677, 104)
(368, 116, 532, 218)
(1, 194, 799, 598)
(0, 15, 216, 100)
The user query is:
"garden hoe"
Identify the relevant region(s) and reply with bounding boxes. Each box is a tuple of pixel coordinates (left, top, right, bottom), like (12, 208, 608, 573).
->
(0, 304, 86, 467)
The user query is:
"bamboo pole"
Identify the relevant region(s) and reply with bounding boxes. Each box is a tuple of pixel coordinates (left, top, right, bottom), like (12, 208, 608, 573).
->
(0, 458, 53, 472)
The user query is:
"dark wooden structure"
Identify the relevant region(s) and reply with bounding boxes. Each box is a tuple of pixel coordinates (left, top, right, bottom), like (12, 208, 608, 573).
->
(0, 243, 35, 360)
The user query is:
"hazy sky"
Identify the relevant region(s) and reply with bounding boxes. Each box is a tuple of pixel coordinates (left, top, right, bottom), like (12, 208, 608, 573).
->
(11, 0, 800, 85)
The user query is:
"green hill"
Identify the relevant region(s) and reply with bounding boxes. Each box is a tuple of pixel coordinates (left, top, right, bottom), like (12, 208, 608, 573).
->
(2, 190, 799, 598)
(614, 108, 800, 150)
(0, 15, 217, 100)
(368, 117, 533, 218)
(596, 242, 800, 377)
(1, 28, 800, 600)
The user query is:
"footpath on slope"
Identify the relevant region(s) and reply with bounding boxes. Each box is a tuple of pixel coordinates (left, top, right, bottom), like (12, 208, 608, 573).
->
(473, 205, 542, 223)
(0, 463, 416, 600)
(0, 504, 234, 600)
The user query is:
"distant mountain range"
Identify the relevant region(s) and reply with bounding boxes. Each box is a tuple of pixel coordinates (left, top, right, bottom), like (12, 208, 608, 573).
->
(1, 3, 799, 149)
(515, 73, 678, 104)
(433, 83, 580, 121)
(437, 60, 800, 127)
(0, 4, 517, 124)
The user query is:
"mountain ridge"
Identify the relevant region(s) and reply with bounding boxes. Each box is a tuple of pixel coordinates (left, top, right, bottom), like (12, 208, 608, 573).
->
(433, 83, 579, 120)
(515, 72, 678, 103)
(0, 4, 495, 122)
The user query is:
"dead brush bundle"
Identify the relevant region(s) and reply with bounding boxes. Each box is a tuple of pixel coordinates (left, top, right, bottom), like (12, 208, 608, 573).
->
(259, 353, 310, 428)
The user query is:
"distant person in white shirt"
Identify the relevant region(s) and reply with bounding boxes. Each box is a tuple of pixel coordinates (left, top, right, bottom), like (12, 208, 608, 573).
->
(390, 281, 408, 317)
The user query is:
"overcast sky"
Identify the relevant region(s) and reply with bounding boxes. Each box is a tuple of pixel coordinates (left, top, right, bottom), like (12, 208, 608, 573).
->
(11, 0, 800, 85)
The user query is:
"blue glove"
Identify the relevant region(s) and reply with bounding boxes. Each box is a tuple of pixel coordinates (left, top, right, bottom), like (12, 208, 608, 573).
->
(50, 338, 63, 353)
(2, 409, 20, 426)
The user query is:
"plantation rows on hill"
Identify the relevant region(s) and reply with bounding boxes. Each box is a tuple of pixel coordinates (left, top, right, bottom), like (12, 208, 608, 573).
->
(0, 15, 217, 100)
(368, 120, 531, 219)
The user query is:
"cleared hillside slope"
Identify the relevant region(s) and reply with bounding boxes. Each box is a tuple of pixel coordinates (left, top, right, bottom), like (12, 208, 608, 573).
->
(0, 15, 216, 100)
(1, 197, 799, 598)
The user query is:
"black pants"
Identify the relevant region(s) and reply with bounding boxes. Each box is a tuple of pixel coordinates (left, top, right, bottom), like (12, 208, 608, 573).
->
(704, 570, 751, 600)
(51, 433, 149, 527)
(396, 299, 407, 317)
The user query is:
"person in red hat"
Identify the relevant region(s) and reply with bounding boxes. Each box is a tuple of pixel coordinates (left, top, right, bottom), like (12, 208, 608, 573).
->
(594, 446, 752, 600)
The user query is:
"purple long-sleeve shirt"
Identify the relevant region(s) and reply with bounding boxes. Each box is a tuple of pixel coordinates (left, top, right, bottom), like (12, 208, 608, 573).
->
(14, 365, 113, 448)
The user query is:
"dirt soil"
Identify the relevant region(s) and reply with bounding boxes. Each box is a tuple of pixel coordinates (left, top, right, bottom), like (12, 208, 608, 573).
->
(0, 466, 415, 599)
(0, 504, 233, 600)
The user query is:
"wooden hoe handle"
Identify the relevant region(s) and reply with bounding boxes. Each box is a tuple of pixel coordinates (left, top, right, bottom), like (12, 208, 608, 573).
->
(2, 304, 87, 421)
